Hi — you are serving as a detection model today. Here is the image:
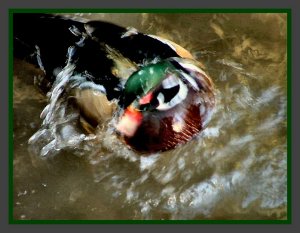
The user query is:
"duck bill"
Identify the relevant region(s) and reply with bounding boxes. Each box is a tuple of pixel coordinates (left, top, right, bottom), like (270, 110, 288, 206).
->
(116, 107, 143, 137)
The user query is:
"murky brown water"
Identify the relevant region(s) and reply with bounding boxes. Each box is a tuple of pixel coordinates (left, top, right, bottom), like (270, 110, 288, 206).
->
(13, 13, 287, 220)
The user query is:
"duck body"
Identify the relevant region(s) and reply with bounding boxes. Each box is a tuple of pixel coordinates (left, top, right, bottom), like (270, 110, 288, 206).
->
(14, 13, 215, 154)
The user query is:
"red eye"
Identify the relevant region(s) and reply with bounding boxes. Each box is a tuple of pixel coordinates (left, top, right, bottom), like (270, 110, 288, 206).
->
(139, 92, 153, 105)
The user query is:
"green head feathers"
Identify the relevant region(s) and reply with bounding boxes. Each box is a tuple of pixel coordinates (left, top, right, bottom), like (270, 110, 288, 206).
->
(123, 61, 178, 107)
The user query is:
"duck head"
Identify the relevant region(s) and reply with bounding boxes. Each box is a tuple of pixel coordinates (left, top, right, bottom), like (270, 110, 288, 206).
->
(116, 57, 215, 153)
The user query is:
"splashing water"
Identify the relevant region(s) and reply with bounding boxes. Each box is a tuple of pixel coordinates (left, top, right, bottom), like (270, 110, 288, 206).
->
(13, 13, 287, 220)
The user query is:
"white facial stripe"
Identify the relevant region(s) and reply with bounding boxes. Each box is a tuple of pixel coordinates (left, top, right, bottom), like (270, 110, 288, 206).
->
(179, 62, 211, 91)
(161, 74, 179, 89)
(179, 62, 205, 75)
(181, 72, 200, 91)
(156, 78, 188, 111)
(157, 92, 165, 105)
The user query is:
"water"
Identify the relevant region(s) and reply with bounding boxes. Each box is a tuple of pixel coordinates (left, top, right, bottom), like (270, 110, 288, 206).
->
(13, 13, 287, 220)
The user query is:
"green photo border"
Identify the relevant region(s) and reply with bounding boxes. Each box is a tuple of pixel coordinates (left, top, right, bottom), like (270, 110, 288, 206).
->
(8, 8, 292, 224)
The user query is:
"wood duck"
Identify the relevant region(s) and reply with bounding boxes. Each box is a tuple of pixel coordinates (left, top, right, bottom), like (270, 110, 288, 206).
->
(14, 13, 215, 154)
